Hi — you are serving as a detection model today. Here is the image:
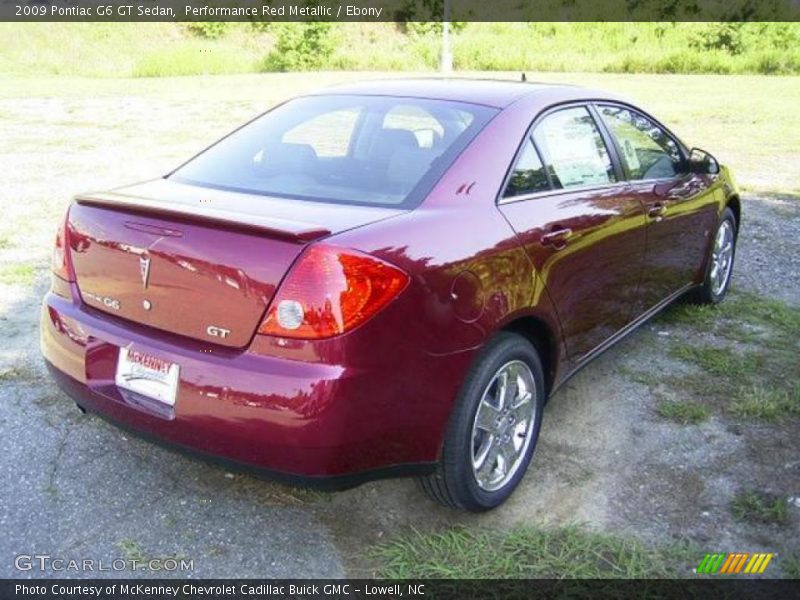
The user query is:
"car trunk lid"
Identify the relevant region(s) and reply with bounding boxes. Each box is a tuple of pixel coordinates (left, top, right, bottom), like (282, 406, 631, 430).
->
(67, 178, 403, 348)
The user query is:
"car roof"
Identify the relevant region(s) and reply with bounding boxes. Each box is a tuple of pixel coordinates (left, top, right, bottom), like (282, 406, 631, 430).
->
(309, 78, 615, 109)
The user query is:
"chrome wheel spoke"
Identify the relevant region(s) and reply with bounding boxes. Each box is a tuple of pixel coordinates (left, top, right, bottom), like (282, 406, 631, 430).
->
(512, 379, 533, 409)
(475, 439, 501, 482)
(495, 370, 517, 411)
(472, 433, 495, 471)
(474, 399, 501, 433)
(498, 434, 519, 466)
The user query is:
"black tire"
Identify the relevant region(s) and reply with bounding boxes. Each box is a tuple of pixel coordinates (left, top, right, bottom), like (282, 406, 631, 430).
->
(418, 332, 546, 512)
(693, 207, 738, 305)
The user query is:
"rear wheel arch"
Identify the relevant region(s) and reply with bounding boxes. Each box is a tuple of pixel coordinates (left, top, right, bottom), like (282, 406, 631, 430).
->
(501, 315, 558, 398)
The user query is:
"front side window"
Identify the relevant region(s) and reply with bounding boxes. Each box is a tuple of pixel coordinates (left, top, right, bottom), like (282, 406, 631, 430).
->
(599, 105, 683, 180)
(171, 95, 496, 208)
(503, 138, 549, 198)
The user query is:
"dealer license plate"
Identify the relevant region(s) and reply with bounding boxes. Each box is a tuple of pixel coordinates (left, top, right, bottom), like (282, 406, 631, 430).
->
(115, 347, 180, 406)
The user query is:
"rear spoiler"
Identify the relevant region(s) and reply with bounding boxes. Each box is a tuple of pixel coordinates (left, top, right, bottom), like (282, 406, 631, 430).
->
(74, 192, 331, 243)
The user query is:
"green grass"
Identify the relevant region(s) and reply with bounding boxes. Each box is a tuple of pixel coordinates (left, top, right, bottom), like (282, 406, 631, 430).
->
(0, 23, 269, 78)
(0, 360, 40, 382)
(375, 526, 693, 578)
(2, 23, 799, 78)
(656, 400, 710, 425)
(658, 293, 800, 420)
(115, 538, 187, 568)
(669, 344, 760, 378)
(133, 43, 260, 78)
(782, 554, 800, 578)
(0, 367, 25, 381)
(731, 385, 800, 422)
(454, 23, 800, 75)
(117, 539, 147, 562)
(0, 264, 37, 286)
(661, 293, 800, 334)
(730, 491, 790, 525)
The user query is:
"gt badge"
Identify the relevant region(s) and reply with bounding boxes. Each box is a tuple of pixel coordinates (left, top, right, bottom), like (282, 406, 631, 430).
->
(206, 325, 231, 339)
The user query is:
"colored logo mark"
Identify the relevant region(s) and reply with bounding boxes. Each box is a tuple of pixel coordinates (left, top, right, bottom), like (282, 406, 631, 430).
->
(697, 552, 773, 575)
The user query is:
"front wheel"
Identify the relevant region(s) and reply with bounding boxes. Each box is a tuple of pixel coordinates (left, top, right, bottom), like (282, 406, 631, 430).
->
(418, 333, 545, 511)
(693, 207, 738, 304)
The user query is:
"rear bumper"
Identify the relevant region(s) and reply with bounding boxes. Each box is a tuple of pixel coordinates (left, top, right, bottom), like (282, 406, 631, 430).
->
(40, 287, 468, 485)
(45, 361, 433, 490)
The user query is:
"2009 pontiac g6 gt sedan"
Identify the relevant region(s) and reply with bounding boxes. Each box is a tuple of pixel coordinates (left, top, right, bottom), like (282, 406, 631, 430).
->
(42, 79, 740, 511)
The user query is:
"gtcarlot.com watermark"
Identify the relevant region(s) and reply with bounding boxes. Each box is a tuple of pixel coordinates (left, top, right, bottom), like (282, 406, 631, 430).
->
(14, 553, 194, 573)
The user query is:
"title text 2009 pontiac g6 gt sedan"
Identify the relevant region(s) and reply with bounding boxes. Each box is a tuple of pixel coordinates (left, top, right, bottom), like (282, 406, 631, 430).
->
(41, 79, 740, 511)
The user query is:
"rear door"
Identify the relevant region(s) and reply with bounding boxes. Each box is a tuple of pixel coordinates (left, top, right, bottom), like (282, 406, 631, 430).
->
(498, 105, 647, 361)
(595, 103, 719, 313)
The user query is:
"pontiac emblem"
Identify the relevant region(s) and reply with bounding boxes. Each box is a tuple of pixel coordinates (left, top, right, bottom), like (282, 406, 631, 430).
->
(139, 256, 151, 289)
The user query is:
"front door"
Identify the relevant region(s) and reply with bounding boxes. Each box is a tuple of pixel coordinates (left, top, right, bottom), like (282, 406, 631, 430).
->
(596, 104, 719, 312)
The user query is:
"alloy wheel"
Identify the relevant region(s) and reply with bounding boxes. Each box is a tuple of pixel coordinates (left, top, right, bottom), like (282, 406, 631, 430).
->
(470, 360, 537, 492)
(710, 220, 735, 296)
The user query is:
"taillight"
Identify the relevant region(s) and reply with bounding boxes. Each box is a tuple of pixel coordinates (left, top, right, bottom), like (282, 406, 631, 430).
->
(52, 208, 75, 282)
(258, 244, 409, 339)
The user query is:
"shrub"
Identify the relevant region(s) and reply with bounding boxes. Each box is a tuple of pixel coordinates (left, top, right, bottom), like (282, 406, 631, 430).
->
(396, 0, 466, 36)
(689, 23, 746, 55)
(263, 23, 337, 71)
(184, 22, 230, 40)
(405, 21, 466, 37)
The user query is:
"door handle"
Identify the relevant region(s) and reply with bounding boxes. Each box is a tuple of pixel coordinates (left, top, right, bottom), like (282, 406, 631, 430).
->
(647, 203, 666, 221)
(540, 228, 572, 249)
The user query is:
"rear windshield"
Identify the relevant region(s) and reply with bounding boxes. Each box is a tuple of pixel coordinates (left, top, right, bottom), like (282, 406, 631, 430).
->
(170, 95, 497, 208)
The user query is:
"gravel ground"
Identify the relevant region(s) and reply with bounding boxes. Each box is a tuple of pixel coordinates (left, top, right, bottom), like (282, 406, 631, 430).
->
(0, 75, 798, 578)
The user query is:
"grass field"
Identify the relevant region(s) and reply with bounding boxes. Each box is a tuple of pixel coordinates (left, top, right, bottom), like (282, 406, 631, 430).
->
(1, 22, 799, 78)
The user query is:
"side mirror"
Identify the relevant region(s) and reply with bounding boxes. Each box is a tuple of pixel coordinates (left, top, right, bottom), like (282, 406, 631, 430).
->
(688, 147, 720, 175)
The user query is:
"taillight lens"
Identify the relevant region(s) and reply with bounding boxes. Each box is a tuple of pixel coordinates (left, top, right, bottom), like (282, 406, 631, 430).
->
(258, 244, 409, 339)
(52, 209, 75, 282)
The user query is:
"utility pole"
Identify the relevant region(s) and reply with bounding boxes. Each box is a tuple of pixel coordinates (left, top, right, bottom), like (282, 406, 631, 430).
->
(440, 0, 453, 73)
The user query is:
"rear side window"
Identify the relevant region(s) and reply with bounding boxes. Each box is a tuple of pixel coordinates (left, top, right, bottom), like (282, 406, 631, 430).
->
(533, 107, 616, 190)
(503, 138, 550, 198)
(170, 95, 497, 208)
(598, 105, 683, 180)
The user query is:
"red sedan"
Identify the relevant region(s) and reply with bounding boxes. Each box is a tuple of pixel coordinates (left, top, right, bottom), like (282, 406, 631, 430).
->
(41, 79, 740, 511)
